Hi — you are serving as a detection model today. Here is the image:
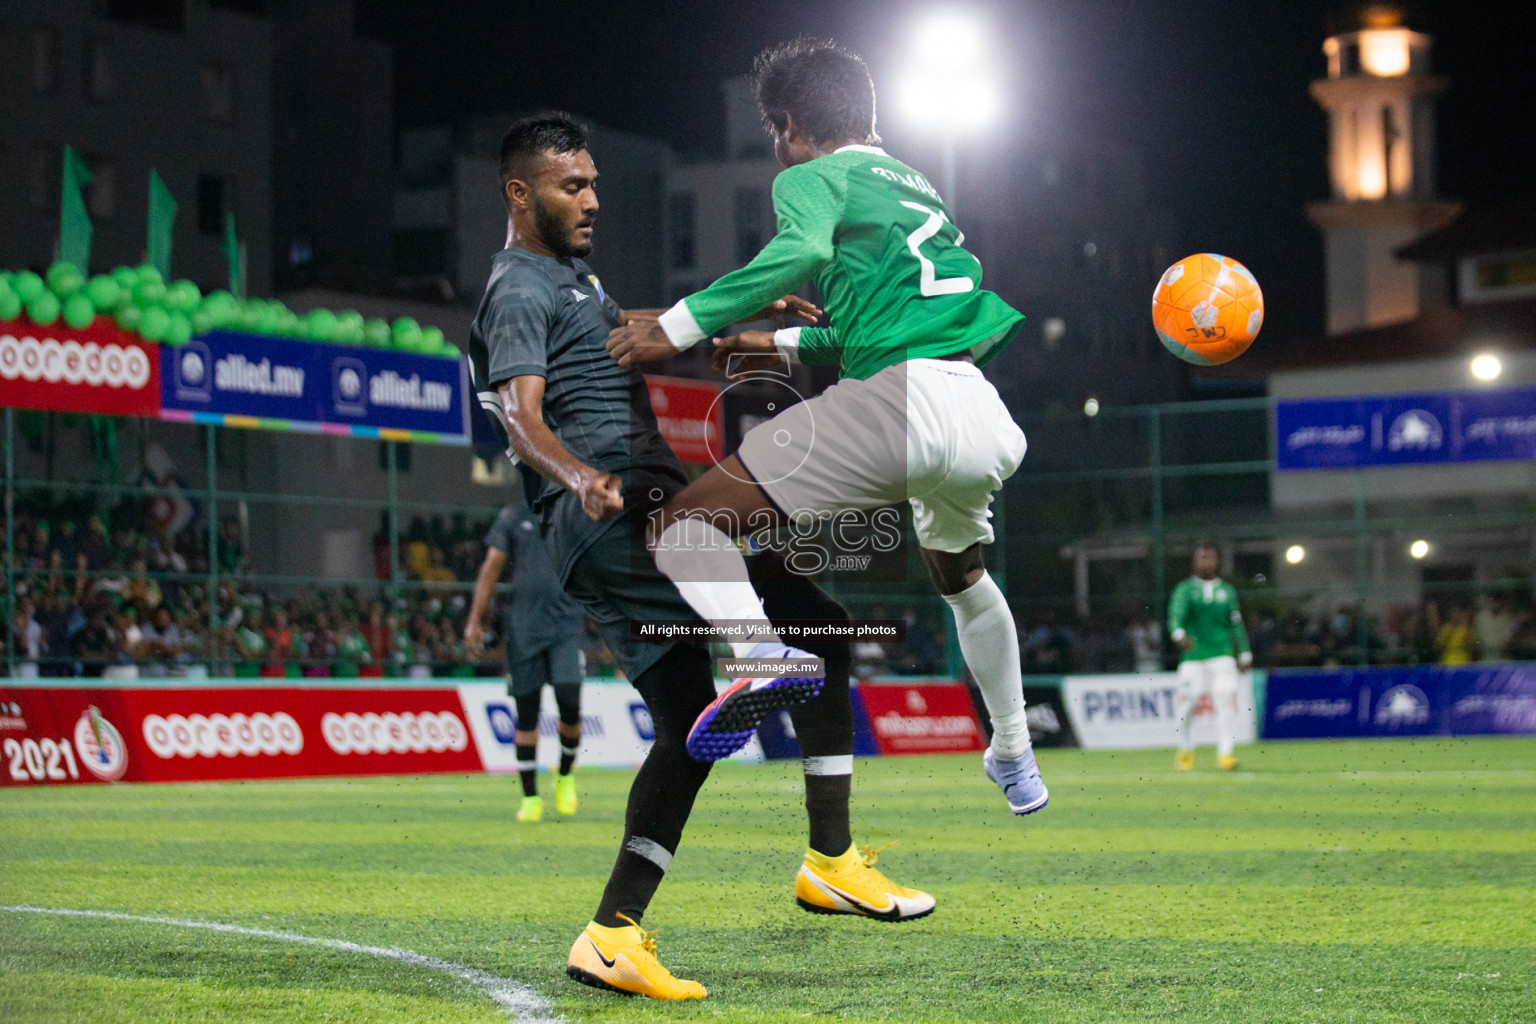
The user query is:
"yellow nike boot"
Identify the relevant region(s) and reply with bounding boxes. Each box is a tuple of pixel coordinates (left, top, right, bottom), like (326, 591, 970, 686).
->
(554, 773, 578, 816)
(795, 842, 935, 921)
(566, 916, 706, 1000)
(1217, 753, 1239, 771)
(1175, 749, 1195, 772)
(516, 795, 544, 822)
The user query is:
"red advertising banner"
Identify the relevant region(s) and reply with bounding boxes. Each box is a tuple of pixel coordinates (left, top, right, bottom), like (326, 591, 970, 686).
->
(859, 682, 987, 755)
(0, 685, 479, 786)
(646, 374, 724, 465)
(0, 318, 161, 417)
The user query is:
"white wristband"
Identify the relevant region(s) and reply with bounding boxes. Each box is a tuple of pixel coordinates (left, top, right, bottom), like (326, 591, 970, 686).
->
(1170, 629, 1186, 643)
(657, 300, 706, 351)
(774, 327, 803, 364)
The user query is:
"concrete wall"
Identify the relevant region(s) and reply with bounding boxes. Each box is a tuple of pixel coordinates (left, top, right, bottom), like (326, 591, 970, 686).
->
(1269, 352, 1536, 613)
(1270, 351, 1536, 508)
(0, 0, 275, 294)
(664, 156, 780, 301)
(1321, 222, 1424, 334)
(270, 2, 394, 286)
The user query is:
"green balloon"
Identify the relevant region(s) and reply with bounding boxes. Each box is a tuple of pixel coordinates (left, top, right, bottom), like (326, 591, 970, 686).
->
(363, 318, 391, 347)
(0, 271, 12, 290)
(13, 271, 46, 304)
(26, 291, 61, 325)
(420, 326, 446, 352)
(207, 302, 237, 329)
(86, 275, 123, 312)
(393, 323, 422, 351)
(166, 280, 202, 314)
(0, 287, 21, 322)
(274, 308, 301, 336)
(165, 312, 193, 346)
(191, 309, 215, 336)
(116, 305, 143, 333)
(331, 311, 363, 345)
(202, 289, 236, 312)
(47, 261, 84, 298)
(136, 264, 163, 287)
(133, 279, 166, 307)
(239, 304, 265, 333)
(112, 266, 138, 292)
(304, 308, 338, 341)
(391, 316, 420, 339)
(63, 293, 95, 329)
(139, 306, 171, 341)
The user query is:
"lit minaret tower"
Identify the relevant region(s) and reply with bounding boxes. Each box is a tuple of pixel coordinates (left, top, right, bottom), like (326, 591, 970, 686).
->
(1307, 5, 1460, 335)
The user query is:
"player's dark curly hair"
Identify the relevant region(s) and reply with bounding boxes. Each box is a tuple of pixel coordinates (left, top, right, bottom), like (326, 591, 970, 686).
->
(498, 112, 589, 200)
(754, 38, 879, 146)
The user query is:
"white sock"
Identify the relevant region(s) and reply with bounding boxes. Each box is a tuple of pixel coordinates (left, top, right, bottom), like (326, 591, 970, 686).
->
(942, 571, 1030, 760)
(1213, 677, 1239, 758)
(653, 518, 781, 657)
(1175, 681, 1196, 750)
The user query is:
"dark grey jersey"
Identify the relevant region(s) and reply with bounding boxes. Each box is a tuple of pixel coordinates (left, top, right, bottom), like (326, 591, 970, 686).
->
(484, 505, 583, 660)
(466, 247, 683, 581)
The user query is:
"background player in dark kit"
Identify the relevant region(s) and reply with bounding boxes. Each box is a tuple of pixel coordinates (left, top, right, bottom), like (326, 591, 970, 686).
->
(465, 504, 587, 822)
(465, 113, 933, 1000)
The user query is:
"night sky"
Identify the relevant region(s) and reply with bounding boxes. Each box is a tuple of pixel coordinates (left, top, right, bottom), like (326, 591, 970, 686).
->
(361, 0, 1536, 343)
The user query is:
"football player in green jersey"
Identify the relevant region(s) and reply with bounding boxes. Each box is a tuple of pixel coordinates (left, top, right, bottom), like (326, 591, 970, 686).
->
(606, 38, 1045, 816)
(1167, 542, 1253, 771)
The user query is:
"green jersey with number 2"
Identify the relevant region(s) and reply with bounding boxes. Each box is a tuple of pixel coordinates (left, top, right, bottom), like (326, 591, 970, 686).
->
(676, 145, 1024, 381)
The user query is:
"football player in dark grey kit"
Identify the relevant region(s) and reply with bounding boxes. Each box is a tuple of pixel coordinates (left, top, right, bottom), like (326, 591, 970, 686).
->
(466, 504, 587, 822)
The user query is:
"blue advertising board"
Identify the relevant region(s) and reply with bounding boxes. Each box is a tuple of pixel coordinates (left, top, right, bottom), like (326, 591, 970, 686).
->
(1264, 664, 1536, 739)
(754, 684, 881, 760)
(1275, 387, 1536, 470)
(160, 331, 469, 442)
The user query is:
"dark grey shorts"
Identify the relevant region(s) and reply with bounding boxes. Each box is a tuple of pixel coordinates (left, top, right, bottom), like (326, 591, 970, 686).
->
(507, 638, 586, 697)
(562, 514, 704, 682)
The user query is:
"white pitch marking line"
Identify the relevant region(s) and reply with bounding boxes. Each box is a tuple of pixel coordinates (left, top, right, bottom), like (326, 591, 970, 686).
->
(1, 904, 563, 1024)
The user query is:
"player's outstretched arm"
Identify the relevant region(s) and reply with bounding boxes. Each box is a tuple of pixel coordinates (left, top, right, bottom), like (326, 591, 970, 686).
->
(497, 375, 623, 523)
(463, 546, 507, 655)
(607, 294, 820, 369)
(710, 325, 840, 378)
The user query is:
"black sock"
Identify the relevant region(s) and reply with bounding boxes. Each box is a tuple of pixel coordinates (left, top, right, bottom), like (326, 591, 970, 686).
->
(595, 839, 671, 928)
(802, 770, 853, 857)
(757, 567, 858, 859)
(593, 645, 715, 927)
(515, 743, 537, 798)
(559, 734, 579, 776)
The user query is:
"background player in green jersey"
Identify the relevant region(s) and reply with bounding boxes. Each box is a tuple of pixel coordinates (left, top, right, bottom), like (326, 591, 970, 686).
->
(1167, 542, 1253, 771)
(605, 39, 1045, 817)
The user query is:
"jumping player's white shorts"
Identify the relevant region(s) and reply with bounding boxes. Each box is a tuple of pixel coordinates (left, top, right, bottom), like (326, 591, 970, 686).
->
(736, 358, 1027, 553)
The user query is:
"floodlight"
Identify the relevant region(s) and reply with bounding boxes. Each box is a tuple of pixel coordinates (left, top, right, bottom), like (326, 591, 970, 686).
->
(1470, 353, 1502, 381)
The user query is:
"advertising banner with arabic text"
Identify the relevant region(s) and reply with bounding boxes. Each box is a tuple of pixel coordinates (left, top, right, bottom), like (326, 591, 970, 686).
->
(1275, 387, 1536, 470)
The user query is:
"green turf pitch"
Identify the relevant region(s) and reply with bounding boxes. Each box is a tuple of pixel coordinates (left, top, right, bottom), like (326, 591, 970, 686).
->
(2, 738, 1533, 1023)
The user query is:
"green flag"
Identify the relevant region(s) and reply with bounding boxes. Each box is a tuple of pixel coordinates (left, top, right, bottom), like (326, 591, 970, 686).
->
(61, 146, 94, 271)
(147, 169, 176, 278)
(223, 210, 244, 298)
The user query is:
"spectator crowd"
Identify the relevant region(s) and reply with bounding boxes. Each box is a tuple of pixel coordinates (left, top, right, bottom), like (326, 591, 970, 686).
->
(1, 497, 622, 680)
(7, 491, 1532, 679)
(1006, 593, 1536, 676)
